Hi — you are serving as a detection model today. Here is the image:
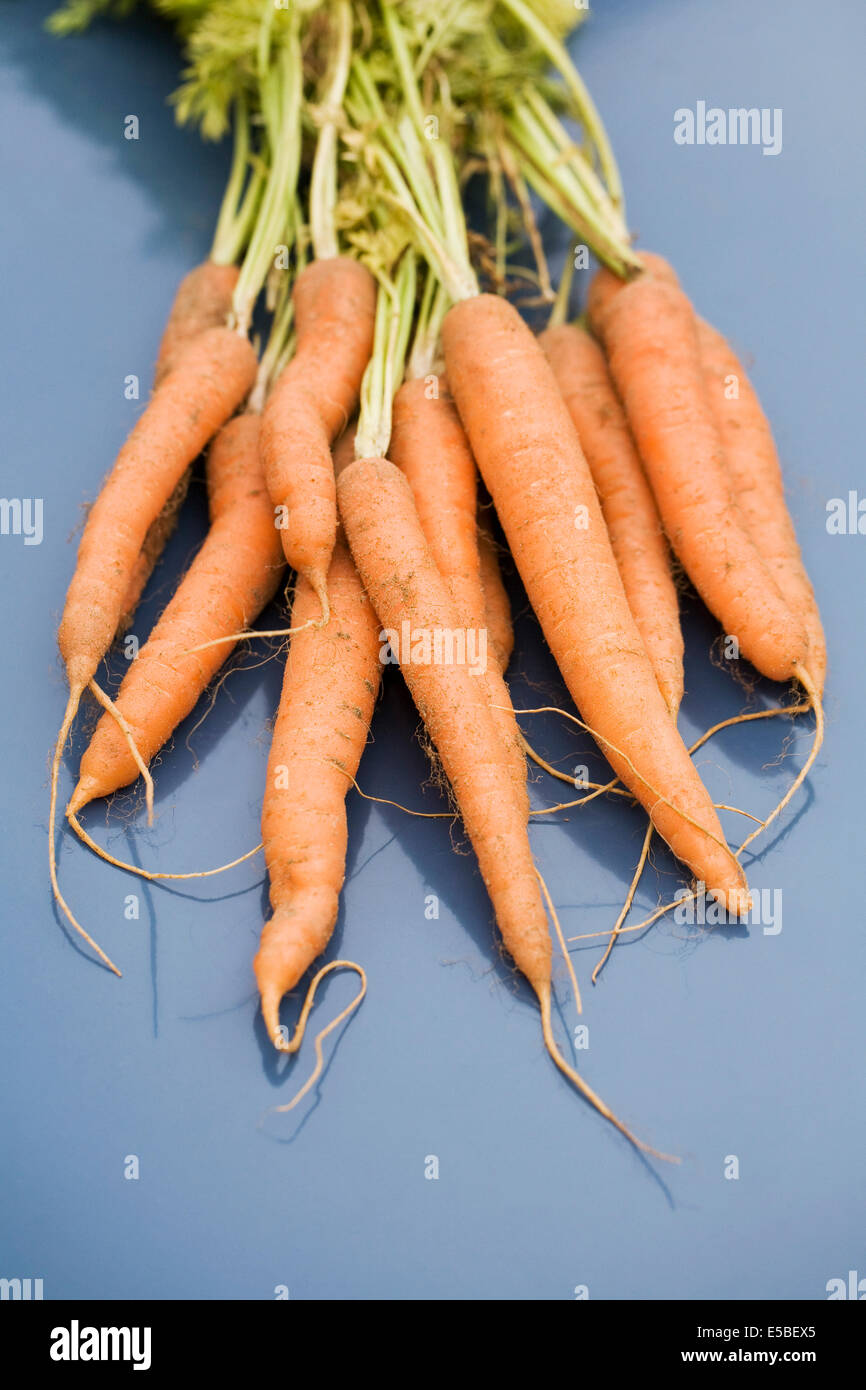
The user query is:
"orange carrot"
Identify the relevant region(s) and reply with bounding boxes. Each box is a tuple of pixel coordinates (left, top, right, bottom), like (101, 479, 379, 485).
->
(67, 413, 284, 815)
(541, 321, 684, 716)
(586, 250, 676, 323)
(116, 472, 191, 637)
(254, 533, 381, 1042)
(388, 376, 528, 813)
(154, 260, 240, 386)
(697, 316, 826, 695)
(115, 260, 241, 634)
(442, 292, 749, 913)
(59, 326, 257, 698)
(331, 422, 359, 477)
(337, 454, 666, 1155)
(476, 511, 514, 674)
(338, 458, 540, 957)
(260, 258, 376, 622)
(50, 325, 257, 968)
(587, 257, 810, 688)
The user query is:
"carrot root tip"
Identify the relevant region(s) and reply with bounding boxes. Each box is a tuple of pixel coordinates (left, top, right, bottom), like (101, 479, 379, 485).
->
(260, 987, 287, 1052)
(66, 778, 97, 820)
(537, 986, 678, 1163)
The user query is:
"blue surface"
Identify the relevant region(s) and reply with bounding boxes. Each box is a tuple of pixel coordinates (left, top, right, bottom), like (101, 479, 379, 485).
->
(1, 1, 864, 1301)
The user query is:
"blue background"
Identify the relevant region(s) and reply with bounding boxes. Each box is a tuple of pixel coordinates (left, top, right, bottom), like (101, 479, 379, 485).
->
(1, 0, 863, 1300)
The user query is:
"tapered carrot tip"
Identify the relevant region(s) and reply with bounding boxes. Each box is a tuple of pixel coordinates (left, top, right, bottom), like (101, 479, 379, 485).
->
(259, 985, 289, 1051)
(66, 777, 99, 819)
(254, 908, 321, 1050)
(713, 886, 753, 918)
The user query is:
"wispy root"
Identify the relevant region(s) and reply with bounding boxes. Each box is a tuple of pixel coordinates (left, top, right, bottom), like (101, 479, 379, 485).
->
(592, 819, 653, 984)
(735, 667, 823, 859)
(89, 679, 153, 826)
(561, 680, 821, 956)
(314, 759, 453, 818)
(510, 707, 735, 861)
(267, 961, 367, 1115)
(67, 812, 263, 881)
(535, 865, 581, 1014)
(536, 981, 679, 1163)
(186, 618, 317, 655)
(49, 686, 120, 976)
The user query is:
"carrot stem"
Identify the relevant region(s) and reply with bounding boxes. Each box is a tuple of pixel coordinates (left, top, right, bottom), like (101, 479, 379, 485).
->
(503, 98, 638, 277)
(355, 250, 417, 461)
(548, 238, 577, 329)
(407, 272, 448, 380)
(233, 37, 302, 334)
(309, 0, 353, 261)
(497, 0, 625, 213)
(211, 94, 254, 268)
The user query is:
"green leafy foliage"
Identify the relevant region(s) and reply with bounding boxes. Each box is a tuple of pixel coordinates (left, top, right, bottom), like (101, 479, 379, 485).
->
(46, 0, 141, 35)
(167, 0, 270, 139)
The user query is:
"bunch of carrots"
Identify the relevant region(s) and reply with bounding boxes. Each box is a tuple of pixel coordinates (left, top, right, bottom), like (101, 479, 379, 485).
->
(48, 0, 824, 1158)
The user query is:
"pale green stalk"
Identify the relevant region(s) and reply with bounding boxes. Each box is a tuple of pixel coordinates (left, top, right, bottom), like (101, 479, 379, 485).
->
(547, 239, 576, 328)
(309, 0, 353, 261)
(232, 36, 302, 334)
(497, 0, 625, 213)
(407, 274, 449, 380)
(356, 250, 418, 460)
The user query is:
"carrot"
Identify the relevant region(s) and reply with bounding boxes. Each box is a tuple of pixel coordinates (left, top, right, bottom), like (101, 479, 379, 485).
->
(59, 326, 257, 699)
(260, 258, 377, 623)
(253, 533, 381, 1044)
(67, 413, 284, 816)
(116, 472, 191, 637)
(586, 257, 810, 688)
(115, 260, 241, 634)
(541, 314, 683, 981)
(337, 454, 670, 1156)
(388, 376, 528, 814)
(338, 458, 537, 939)
(476, 511, 514, 674)
(586, 250, 675, 323)
(541, 320, 684, 717)
(50, 325, 256, 967)
(331, 422, 359, 477)
(697, 315, 826, 696)
(441, 292, 749, 913)
(154, 260, 240, 386)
